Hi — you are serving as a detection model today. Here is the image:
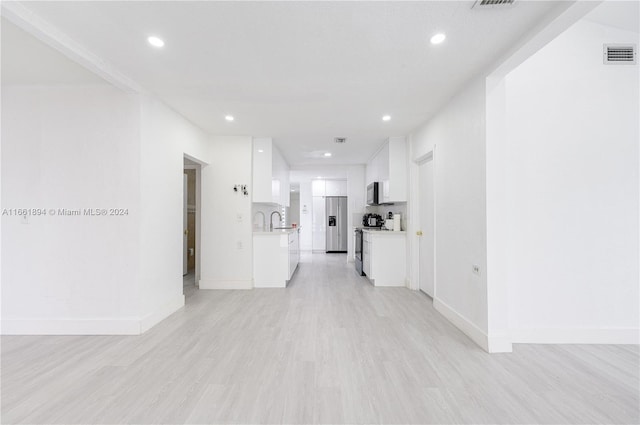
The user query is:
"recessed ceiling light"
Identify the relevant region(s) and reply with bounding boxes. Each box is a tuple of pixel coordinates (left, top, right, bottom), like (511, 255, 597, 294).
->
(291, 189, 296, 192)
(316, 176, 322, 179)
(382, 115, 391, 121)
(258, 149, 264, 153)
(225, 115, 234, 121)
(324, 152, 332, 157)
(430, 33, 446, 45)
(147, 36, 165, 48)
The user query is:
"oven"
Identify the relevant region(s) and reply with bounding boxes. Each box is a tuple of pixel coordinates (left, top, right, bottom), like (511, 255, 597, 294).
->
(354, 228, 365, 276)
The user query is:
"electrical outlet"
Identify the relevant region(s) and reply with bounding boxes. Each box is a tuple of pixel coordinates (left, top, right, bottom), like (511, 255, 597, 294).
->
(236, 213, 243, 222)
(472, 265, 481, 276)
(236, 241, 243, 250)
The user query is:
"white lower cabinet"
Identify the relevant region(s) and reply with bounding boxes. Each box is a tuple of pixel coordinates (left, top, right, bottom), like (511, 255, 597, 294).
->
(288, 230, 299, 279)
(253, 229, 300, 288)
(363, 230, 406, 287)
(363, 232, 371, 276)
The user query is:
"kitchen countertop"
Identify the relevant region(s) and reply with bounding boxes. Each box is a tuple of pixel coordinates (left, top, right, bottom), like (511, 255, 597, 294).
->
(253, 227, 301, 235)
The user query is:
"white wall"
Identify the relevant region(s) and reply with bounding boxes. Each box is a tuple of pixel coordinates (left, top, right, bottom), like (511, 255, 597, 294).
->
(138, 96, 212, 330)
(409, 77, 489, 346)
(199, 136, 253, 289)
(289, 192, 300, 226)
(299, 181, 313, 251)
(1, 85, 142, 334)
(1, 84, 224, 334)
(502, 20, 639, 343)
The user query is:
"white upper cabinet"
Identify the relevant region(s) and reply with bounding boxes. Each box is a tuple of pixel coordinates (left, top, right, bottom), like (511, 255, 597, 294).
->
(253, 138, 273, 203)
(252, 138, 290, 206)
(312, 179, 325, 196)
(366, 137, 407, 203)
(325, 180, 347, 196)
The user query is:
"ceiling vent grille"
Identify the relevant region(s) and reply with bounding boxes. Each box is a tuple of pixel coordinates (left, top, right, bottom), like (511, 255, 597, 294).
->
(334, 137, 347, 144)
(604, 44, 636, 65)
(472, 0, 515, 8)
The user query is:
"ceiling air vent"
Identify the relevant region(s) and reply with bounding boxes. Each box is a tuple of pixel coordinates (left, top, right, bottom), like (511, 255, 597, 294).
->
(472, 0, 515, 8)
(604, 44, 637, 65)
(334, 137, 347, 144)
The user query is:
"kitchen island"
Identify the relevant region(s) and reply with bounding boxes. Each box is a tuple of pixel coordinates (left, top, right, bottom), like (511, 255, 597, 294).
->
(253, 228, 300, 288)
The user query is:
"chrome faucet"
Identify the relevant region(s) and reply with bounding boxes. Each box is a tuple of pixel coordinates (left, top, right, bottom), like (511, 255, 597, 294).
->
(254, 211, 266, 230)
(270, 210, 282, 231)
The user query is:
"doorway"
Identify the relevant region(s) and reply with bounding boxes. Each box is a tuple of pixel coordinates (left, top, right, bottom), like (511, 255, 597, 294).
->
(183, 156, 200, 297)
(417, 152, 435, 297)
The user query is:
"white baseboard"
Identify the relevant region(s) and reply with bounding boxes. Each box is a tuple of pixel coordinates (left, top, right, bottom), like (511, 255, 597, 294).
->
(1, 317, 141, 335)
(2, 294, 185, 336)
(199, 279, 253, 289)
(511, 328, 640, 345)
(139, 294, 185, 333)
(372, 279, 405, 287)
(433, 297, 491, 352)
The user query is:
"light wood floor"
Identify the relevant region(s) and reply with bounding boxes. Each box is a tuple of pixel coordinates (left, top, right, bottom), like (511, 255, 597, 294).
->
(2, 253, 638, 424)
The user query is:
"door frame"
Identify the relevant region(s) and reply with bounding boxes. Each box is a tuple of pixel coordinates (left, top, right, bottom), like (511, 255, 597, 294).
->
(409, 145, 436, 299)
(184, 154, 203, 283)
(183, 173, 189, 275)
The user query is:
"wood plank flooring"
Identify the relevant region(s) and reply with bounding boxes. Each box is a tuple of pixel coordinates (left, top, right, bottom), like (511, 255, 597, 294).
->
(2, 253, 638, 424)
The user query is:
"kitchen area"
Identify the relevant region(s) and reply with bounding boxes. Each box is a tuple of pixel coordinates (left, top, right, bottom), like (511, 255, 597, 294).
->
(251, 136, 408, 289)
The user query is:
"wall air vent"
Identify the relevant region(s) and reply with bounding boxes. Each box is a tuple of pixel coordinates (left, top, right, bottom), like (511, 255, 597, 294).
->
(472, 0, 515, 8)
(604, 44, 636, 65)
(334, 137, 347, 144)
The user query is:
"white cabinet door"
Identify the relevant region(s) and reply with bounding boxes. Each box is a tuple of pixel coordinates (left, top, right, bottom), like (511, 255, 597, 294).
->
(312, 180, 325, 196)
(282, 167, 290, 207)
(288, 231, 299, 278)
(365, 138, 407, 203)
(271, 179, 281, 204)
(271, 144, 290, 206)
(387, 137, 407, 203)
(337, 180, 347, 196)
(378, 144, 389, 182)
(288, 232, 294, 279)
(363, 240, 371, 276)
(312, 196, 326, 251)
(252, 138, 273, 203)
(366, 161, 374, 185)
(363, 232, 371, 276)
(325, 180, 347, 196)
(325, 180, 338, 196)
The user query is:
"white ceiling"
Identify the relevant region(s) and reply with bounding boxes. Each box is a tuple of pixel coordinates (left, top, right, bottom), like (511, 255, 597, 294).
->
(3, 1, 566, 165)
(584, 0, 640, 34)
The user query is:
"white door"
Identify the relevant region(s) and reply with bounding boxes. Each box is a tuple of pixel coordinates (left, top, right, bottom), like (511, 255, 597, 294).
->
(183, 173, 188, 276)
(418, 158, 435, 296)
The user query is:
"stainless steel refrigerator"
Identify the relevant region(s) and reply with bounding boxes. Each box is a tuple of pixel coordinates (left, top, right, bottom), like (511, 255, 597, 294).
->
(326, 196, 348, 253)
